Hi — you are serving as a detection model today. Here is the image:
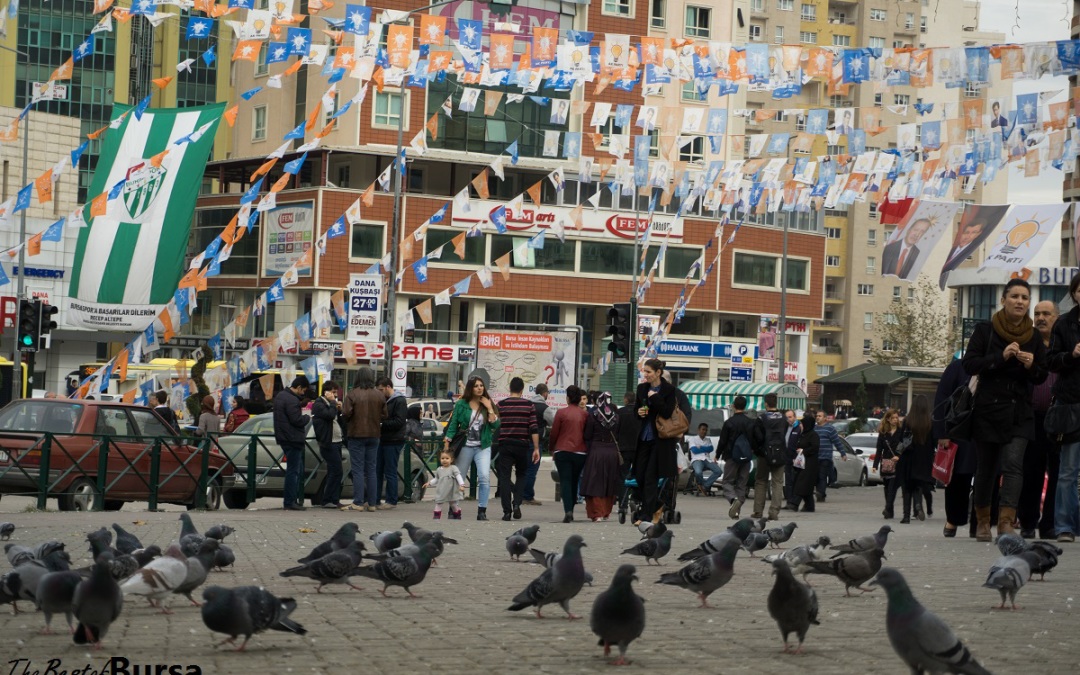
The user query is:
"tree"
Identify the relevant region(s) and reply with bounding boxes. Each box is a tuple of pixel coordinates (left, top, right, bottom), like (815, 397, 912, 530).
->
(848, 372, 869, 435)
(184, 351, 212, 422)
(871, 276, 958, 367)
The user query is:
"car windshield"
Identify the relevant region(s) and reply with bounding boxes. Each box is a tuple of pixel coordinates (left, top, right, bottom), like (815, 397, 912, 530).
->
(232, 415, 266, 434)
(0, 401, 82, 434)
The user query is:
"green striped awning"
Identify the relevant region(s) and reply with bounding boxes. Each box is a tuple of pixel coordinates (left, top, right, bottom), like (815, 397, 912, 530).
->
(680, 381, 807, 412)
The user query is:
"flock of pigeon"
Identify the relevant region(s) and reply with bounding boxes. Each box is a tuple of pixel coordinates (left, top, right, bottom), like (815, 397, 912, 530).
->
(0, 512, 1067, 670)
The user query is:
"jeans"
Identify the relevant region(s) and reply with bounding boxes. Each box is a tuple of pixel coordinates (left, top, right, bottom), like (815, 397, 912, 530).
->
(783, 464, 796, 504)
(376, 441, 404, 505)
(347, 437, 379, 506)
(720, 459, 751, 502)
(318, 442, 344, 506)
(1055, 441, 1080, 536)
(282, 442, 306, 508)
(496, 442, 531, 514)
(522, 451, 541, 501)
(455, 444, 491, 508)
(753, 463, 785, 517)
(817, 458, 834, 499)
(554, 451, 587, 515)
(974, 436, 1027, 509)
(690, 457, 721, 490)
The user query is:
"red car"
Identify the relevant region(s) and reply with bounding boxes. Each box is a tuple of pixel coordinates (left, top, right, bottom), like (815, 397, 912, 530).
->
(0, 399, 233, 511)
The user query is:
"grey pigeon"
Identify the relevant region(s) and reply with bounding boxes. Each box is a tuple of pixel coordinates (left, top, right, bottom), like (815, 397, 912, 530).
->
(512, 524, 540, 545)
(765, 522, 798, 549)
(352, 542, 437, 597)
(806, 548, 887, 596)
(213, 544, 236, 571)
(369, 530, 403, 553)
(86, 527, 115, 556)
(829, 525, 893, 557)
(507, 534, 587, 619)
(178, 513, 206, 557)
(591, 564, 645, 666)
(201, 585, 306, 651)
(72, 553, 124, 649)
(102, 553, 139, 582)
(11, 560, 53, 602)
(656, 537, 740, 608)
(36, 570, 83, 634)
(5, 543, 34, 566)
(526, 548, 594, 586)
(742, 532, 770, 558)
(638, 521, 667, 540)
(995, 533, 1027, 557)
(33, 540, 65, 561)
(298, 522, 360, 563)
(506, 534, 530, 561)
(621, 530, 675, 565)
(768, 559, 819, 654)
(366, 532, 448, 563)
(983, 554, 1031, 610)
(133, 545, 162, 568)
(111, 523, 143, 555)
(173, 539, 220, 606)
(676, 531, 741, 562)
(753, 517, 768, 533)
(0, 522, 14, 540)
(1, 571, 24, 613)
(403, 521, 459, 545)
(763, 536, 832, 584)
(120, 544, 189, 613)
(728, 518, 756, 541)
(280, 540, 367, 593)
(873, 568, 993, 675)
(1024, 541, 1062, 581)
(204, 524, 235, 541)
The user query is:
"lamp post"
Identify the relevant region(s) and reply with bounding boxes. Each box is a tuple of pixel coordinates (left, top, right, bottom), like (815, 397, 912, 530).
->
(2, 44, 31, 401)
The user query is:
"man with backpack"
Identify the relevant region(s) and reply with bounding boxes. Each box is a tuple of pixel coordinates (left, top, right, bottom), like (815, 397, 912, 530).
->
(752, 393, 789, 521)
(717, 396, 764, 519)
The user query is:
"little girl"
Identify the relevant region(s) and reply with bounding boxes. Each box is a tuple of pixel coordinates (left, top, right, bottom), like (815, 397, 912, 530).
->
(428, 450, 466, 519)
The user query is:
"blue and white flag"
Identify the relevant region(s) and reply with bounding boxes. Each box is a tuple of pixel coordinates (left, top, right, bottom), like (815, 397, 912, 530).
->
(344, 5, 371, 36)
(412, 256, 429, 283)
(186, 17, 214, 40)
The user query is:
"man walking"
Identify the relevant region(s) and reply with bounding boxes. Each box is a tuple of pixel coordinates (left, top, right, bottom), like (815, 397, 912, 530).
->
(274, 376, 312, 511)
(688, 423, 721, 493)
(717, 396, 764, 519)
(521, 383, 553, 506)
(375, 376, 408, 510)
(154, 391, 180, 434)
(311, 381, 346, 509)
(813, 409, 847, 503)
(1019, 300, 1059, 538)
(753, 393, 789, 520)
(495, 377, 541, 521)
(342, 366, 386, 512)
(783, 409, 801, 509)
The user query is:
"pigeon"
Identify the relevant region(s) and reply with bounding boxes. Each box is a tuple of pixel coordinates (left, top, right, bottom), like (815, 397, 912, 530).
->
(806, 548, 887, 596)
(763, 536, 832, 584)
(72, 553, 124, 650)
(1, 571, 23, 613)
(5, 543, 35, 567)
(753, 517, 768, 533)
(621, 530, 675, 565)
(36, 570, 83, 634)
(728, 518, 756, 541)
(204, 524, 235, 542)
(120, 544, 189, 613)
(526, 548, 595, 585)
(298, 522, 360, 563)
(133, 545, 162, 568)
(767, 559, 819, 654)
(512, 525, 540, 545)
(111, 524, 143, 555)
(765, 522, 798, 549)
(995, 533, 1027, 557)
(201, 585, 306, 651)
(742, 532, 770, 558)
(676, 531, 741, 562)
(369, 530, 403, 553)
(657, 537, 740, 608)
(11, 561, 56, 602)
(873, 568, 993, 675)
(87, 527, 116, 556)
(507, 534, 587, 619)
(403, 521, 459, 546)
(179, 513, 206, 557)
(1025, 541, 1062, 581)
(213, 545, 236, 571)
(33, 540, 65, 561)
(173, 539, 220, 606)
(280, 541, 367, 593)
(829, 526, 893, 558)
(0, 523, 14, 541)
(591, 564, 645, 666)
(638, 521, 667, 540)
(351, 542, 437, 597)
(506, 534, 530, 561)
(983, 554, 1031, 610)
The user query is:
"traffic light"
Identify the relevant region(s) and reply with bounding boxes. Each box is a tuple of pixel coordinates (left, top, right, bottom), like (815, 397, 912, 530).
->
(607, 302, 633, 362)
(39, 302, 58, 338)
(16, 299, 41, 353)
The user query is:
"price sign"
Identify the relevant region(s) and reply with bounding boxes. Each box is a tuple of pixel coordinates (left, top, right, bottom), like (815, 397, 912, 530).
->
(347, 274, 383, 341)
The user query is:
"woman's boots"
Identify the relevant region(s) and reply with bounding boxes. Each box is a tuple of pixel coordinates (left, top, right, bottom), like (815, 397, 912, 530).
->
(975, 506, 993, 542)
(997, 506, 1017, 536)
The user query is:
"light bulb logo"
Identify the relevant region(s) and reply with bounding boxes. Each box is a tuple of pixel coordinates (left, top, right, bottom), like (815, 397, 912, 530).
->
(572, 49, 583, 64)
(1000, 219, 1040, 254)
(253, 19, 265, 33)
(611, 44, 623, 59)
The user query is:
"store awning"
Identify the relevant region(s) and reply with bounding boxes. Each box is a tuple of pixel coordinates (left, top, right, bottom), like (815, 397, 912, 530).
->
(680, 381, 808, 412)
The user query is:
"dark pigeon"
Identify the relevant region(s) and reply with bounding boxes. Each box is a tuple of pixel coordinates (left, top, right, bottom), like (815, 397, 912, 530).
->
(351, 542, 437, 597)
(213, 544, 236, 571)
(201, 585, 306, 651)
(179, 513, 206, 558)
(72, 553, 124, 649)
(298, 522, 360, 563)
(806, 548, 887, 596)
(204, 524, 235, 542)
(639, 521, 667, 540)
(767, 559, 819, 654)
(0, 522, 14, 541)
(742, 532, 770, 558)
(676, 531, 741, 562)
(511, 525, 540, 545)
(526, 548, 594, 586)
(1025, 541, 1062, 581)
(507, 535, 587, 619)
(763, 536, 832, 584)
(111, 523, 143, 555)
(995, 533, 1027, 557)
(591, 565, 645, 666)
(86, 527, 116, 557)
(657, 537, 739, 608)
(829, 526, 893, 558)
(621, 530, 675, 565)
(36, 570, 83, 634)
(369, 530, 403, 553)
(133, 545, 162, 568)
(403, 521, 458, 545)
(280, 541, 366, 593)
(11, 561, 52, 602)
(506, 534, 529, 561)
(174, 539, 220, 606)
(1, 571, 24, 613)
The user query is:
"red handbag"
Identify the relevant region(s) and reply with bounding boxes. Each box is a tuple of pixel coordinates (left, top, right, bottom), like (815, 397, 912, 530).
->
(932, 441, 958, 486)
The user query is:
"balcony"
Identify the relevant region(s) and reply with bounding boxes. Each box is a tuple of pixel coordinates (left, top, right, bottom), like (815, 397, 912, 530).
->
(814, 319, 842, 330)
(825, 290, 845, 302)
(811, 344, 843, 354)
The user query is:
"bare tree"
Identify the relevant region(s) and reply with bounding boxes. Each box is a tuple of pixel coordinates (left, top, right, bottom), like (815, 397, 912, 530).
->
(871, 276, 958, 367)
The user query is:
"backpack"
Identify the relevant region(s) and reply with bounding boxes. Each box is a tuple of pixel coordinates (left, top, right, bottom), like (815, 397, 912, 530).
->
(731, 429, 753, 463)
(760, 412, 787, 467)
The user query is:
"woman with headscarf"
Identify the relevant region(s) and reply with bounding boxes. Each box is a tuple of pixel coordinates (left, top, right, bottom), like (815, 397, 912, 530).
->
(196, 396, 220, 436)
(579, 392, 622, 522)
(791, 411, 820, 513)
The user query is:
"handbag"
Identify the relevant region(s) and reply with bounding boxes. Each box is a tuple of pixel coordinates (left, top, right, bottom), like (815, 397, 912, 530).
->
(879, 456, 897, 475)
(932, 441, 958, 486)
(793, 452, 806, 469)
(448, 409, 479, 456)
(656, 406, 690, 439)
(943, 374, 978, 441)
(1044, 401, 1080, 441)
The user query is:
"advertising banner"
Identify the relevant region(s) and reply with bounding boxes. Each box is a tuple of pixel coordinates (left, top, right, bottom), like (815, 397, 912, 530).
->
(476, 329, 578, 408)
(263, 202, 314, 277)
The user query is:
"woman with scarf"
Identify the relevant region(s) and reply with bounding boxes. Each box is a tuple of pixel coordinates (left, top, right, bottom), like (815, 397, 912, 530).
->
(580, 392, 622, 522)
(962, 278, 1047, 541)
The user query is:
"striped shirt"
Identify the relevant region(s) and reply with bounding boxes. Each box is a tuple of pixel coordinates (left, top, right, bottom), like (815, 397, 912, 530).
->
(496, 396, 539, 443)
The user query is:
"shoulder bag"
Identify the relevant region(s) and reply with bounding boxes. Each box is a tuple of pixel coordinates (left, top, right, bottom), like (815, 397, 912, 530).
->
(1044, 399, 1080, 441)
(656, 406, 690, 439)
(448, 409, 478, 457)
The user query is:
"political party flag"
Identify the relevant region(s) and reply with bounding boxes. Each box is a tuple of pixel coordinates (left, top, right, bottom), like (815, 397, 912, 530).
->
(881, 200, 962, 281)
(68, 103, 224, 330)
(981, 203, 1071, 272)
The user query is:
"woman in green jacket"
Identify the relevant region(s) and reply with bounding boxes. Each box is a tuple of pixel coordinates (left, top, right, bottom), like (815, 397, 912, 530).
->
(444, 377, 500, 520)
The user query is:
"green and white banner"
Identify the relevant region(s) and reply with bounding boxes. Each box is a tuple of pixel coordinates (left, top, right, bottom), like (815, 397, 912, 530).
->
(67, 103, 224, 330)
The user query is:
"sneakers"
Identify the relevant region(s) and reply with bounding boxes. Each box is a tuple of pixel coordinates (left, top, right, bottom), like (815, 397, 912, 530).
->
(750, 512, 764, 519)
(285, 504, 305, 511)
(523, 499, 543, 506)
(433, 510, 442, 520)
(728, 498, 743, 519)
(377, 503, 396, 510)
(1058, 532, 1076, 543)
(449, 509, 462, 520)
(341, 503, 365, 511)
(365, 505, 376, 512)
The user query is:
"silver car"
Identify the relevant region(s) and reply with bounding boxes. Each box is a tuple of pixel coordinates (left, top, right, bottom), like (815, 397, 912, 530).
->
(845, 432, 883, 485)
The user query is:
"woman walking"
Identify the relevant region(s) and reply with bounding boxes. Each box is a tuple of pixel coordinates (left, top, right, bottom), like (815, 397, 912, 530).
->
(791, 411, 819, 513)
(874, 408, 902, 519)
(633, 359, 680, 525)
(933, 357, 981, 538)
(580, 392, 622, 522)
(550, 385, 589, 523)
(1047, 273, 1080, 543)
(195, 396, 220, 437)
(962, 278, 1047, 541)
(895, 396, 935, 524)
(444, 377, 500, 520)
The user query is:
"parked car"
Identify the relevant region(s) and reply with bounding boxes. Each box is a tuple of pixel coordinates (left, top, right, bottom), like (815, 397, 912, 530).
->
(408, 399, 455, 421)
(828, 435, 869, 486)
(420, 418, 444, 441)
(215, 413, 433, 509)
(0, 399, 234, 511)
(826, 418, 881, 437)
(845, 432, 883, 485)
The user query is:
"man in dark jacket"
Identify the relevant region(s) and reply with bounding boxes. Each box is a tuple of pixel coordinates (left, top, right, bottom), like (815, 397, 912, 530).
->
(311, 381, 347, 509)
(813, 410, 847, 503)
(375, 376, 408, 509)
(274, 375, 311, 511)
(154, 391, 180, 434)
(521, 383, 552, 506)
(717, 396, 764, 519)
(616, 391, 639, 472)
(783, 409, 801, 509)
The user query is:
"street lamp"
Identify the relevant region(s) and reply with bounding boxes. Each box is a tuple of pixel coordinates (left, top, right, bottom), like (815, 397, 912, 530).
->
(2, 43, 32, 400)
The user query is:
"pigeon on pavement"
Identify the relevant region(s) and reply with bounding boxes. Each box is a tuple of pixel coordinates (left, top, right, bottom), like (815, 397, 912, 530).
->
(298, 522, 360, 563)
(173, 539, 220, 606)
(512, 525, 540, 545)
(763, 536, 832, 584)
(829, 526, 893, 558)
(621, 530, 675, 565)
(5, 543, 35, 567)
(33, 540, 65, 561)
(753, 517, 768, 533)
(526, 548, 594, 585)
(352, 542, 437, 597)
(676, 531, 741, 562)
(0, 523, 14, 541)
(133, 545, 162, 568)
(1025, 541, 1062, 581)
(11, 561, 55, 603)
(507, 535, 587, 619)
(873, 567, 993, 675)
(280, 541, 367, 593)
(119, 544, 189, 613)
(36, 570, 83, 634)
(806, 548, 887, 596)
(213, 544, 236, 571)
(179, 514, 206, 558)
(201, 585, 306, 651)
(742, 532, 770, 558)
(111, 524, 143, 555)
(767, 559, 819, 654)
(72, 553, 123, 650)
(506, 534, 530, 561)
(983, 554, 1031, 610)
(765, 522, 798, 549)
(638, 521, 667, 540)
(403, 521, 459, 546)
(590, 564, 645, 666)
(204, 524, 235, 542)
(995, 533, 1027, 557)
(87, 527, 117, 557)
(657, 537, 740, 608)
(1, 571, 24, 613)
(369, 530, 403, 553)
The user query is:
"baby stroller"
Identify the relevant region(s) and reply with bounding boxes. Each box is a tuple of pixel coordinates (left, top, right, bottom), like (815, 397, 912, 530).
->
(617, 468, 681, 525)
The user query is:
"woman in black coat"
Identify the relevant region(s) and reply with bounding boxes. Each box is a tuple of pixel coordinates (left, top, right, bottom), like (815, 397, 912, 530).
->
(874, 409, 902, 520)
(961, 278, 1047, 541)
(1046, 273, 1080, 543)
(633, 358, 679, 524)
(792, 411, 820, 513)
(933, 357, 986, 538)
(895, 395, 935, 524)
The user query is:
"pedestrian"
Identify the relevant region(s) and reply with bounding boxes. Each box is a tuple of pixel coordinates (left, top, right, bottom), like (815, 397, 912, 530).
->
(405, 406, 423, 443)
(633, 359, 681, 525)
(687, 423, 721, 493)
(223, 396, 250, 433)
(717, 396, 763, 520)
(1047, 274, 1080, 543)
(154, 391, 179, 434)
(311, 381, 346, 509)
(273, 376, 311, 511)
(791, 411, 819, 512)
(782, 409, 800, 508)
(813, 409, 847, 503)
(875, 409, 902, 520)
(494, 377, 540, 522)
(1019, 300, 1059, 539)
(616, 392, 639, 470)
(932, 358, 983, 538)
(551, 384, 589, 523)
(444, 376, 500, 520)
(195, 396, 220, 437)
(427, 450, 466, 519)
(521, 383, 553, 506)
(580, 392, 622, 522)
(752, 393, 788, 521)
(374, 376, 407, 510)
(341, 366, 386, 512)
(895, 396, 935, 524)
(962, 278, 1047, 541)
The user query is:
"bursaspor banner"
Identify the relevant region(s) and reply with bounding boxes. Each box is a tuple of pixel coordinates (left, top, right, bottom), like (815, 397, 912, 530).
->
(67, 103, 224, 330)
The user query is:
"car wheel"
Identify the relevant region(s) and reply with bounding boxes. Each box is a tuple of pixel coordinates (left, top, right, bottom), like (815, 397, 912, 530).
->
(103, 500, 124, 511)
(60, 478, 100, 512)
(223, 490, 250, 510)
(187, 479, 223, 511)
(858, 468, 868, 487)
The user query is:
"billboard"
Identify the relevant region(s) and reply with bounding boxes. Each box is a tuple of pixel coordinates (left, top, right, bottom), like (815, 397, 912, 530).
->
(262, 202, 314, 277)
(476, 329, 578, 409)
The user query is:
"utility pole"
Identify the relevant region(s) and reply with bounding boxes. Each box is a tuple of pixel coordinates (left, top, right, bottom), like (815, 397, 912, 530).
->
(777, 217, 789, 386)
(4, 45, 32, 400)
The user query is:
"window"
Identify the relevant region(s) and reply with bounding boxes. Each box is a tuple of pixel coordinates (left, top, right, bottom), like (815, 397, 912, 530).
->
(800, 31, 817, 44)
(893, 40, 908, 48)
(800, 3, 816, 20)
(255, 43, 268, 76)
(964, 82, 981, 98)
(681, 81, 699, 102)
(874, 93, 883, 106)
(679, 136, 705, 165)
(828, 95, 849, 108)
(864, 312, 874, 329)
(920, 16, 927, 33)
(350, 223, 385, 259)
(908, 288, 915, 302)
(857, 284, 874, 296)
(870, 8, 887, 21)
(580, 242, 644, 276)
(816, 364, 835, 377)
(863, 339, 873, 354)
(785, 259, 809, 290)
(795, 114, 806, 131)
(749, 24, 763, 40)
(774, 25, 784, 43)
(869, 37, 885, 50)
(867, 229, 877, 246)
(825, 227, 841, 239)
(893, 94, 910, 107)
(905, 13, 914, 29)
(832, 34, 850, 47)
(827, 144, 843, 156)
(603, 0, 633, 17)
(826, 255, 840, 267)
(733, 253, 776, 288)
(777, 0, 793, 10)
(373, 90, 405, 129)
(869, 201, 879, 218)
(893, 286, 901, 299)
(882, 339, 898, 352)
(751, 0, 764, 10)
(866, 256, 876, 274)
(336, 164, 351, 188)
(426, 229, 485, 265)
(775, 110, 788, 122)
(651, 0, 666, 28)
(252, 106, 267, 141)
(685, 6, 711, 38)
(664, 248, 704, 279)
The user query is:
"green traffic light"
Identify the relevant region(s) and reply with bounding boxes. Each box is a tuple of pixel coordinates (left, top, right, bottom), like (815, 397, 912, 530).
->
(20, 334, 33, 346)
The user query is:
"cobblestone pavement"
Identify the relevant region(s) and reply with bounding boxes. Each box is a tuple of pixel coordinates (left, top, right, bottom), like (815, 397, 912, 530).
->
(1, 478, 1077, 675)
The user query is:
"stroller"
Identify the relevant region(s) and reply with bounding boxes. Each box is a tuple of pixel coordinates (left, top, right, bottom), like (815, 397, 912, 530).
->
(617, 467, 681, 525)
